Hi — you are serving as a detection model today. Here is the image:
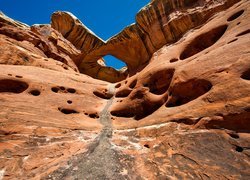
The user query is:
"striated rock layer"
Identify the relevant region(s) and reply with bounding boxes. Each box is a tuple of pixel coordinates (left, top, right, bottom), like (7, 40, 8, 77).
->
(52, 0, 241, 80)
(0, 0, 250, 179)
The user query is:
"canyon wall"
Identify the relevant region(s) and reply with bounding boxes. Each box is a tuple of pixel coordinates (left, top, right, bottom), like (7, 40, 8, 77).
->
(0, 0, 249, 179)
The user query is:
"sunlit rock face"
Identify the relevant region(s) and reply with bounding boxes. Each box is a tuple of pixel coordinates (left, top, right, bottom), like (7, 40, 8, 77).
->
(52, 0, 241, 78)
(0, 0, 250, 179)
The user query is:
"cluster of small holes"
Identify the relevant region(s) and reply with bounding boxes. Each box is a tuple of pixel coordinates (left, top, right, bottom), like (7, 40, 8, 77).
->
(51, 86, 76, 94)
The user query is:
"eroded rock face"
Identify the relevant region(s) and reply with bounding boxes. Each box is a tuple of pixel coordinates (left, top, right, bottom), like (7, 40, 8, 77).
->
(109, 1, 250, 178)
(0, 0, 250, 179)
(52, 0, 241, 77)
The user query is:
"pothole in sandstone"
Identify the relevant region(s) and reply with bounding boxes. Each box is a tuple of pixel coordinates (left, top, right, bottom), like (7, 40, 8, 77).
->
(180, 25, 228, 60)
(58, 107, 79, 114)
(166, 79, 212, 107)
(115, 88, 132, 98)
(93, 89, 113, 99)
(29, 89, 41, 96)
(236, 29, 250, 37)
(111, 69, 175, 120)
(145, 69, 175, 95)
(227, 9, 244, 21)
(241, 69, 250, 80)
(0, 79, 29, 93)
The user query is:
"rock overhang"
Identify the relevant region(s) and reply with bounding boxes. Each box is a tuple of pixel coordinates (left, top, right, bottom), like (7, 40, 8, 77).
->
(51, 0, 241, 83)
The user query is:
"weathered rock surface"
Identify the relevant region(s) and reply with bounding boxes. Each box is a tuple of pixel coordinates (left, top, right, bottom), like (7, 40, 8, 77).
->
(0, 0, 250, 179)
(52, 0, 241, 77)
(51, 12, 128, 83)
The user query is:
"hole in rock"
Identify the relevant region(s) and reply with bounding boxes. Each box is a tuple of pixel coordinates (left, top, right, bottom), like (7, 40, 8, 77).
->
(227, 38, 238, 44)
(15, 75, 23, 78)
(51, 87, 59, 93)
(166, 79, 212, 107)
(170, 58, 178, 63)
(29, 90, 41, 96)
(134, 101, 164, 120)
(67, 100, 73, 104)
(144, 144, 150, 148)
(227, 10, 244, 21)
(7, 74, 12, 76)
(235, 146, 243, 152)
(228, 132, 239, 139)
(89, 113, 99, 119)
(115, 83, 121, 88)
(93, 91, 112, 99)
(103, 55, 127, 70)
(236, 29, 250, 37)
(241, 69, 250, 80)
(111, 111, 134, 118)
(58, 108, 79, 114)
(67, 88, 76, 93)
(129, 79, 137, 89)
(115, 88, 132, 98)
(180, 25, 228, 60)
(60, 86, 66, 90)
(147, 69, 175, 95)
(0, 79, 29, 93)
(112, 88, 167, 120)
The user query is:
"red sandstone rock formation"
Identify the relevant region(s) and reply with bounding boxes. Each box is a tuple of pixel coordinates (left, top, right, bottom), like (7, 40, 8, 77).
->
(0, 0, 250, 179)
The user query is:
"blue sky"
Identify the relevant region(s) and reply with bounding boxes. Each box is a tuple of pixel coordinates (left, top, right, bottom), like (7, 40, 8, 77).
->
(0, 0, 150, 69)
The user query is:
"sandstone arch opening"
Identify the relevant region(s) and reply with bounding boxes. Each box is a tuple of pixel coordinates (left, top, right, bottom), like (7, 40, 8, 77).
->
(103, 55, 127, 70)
